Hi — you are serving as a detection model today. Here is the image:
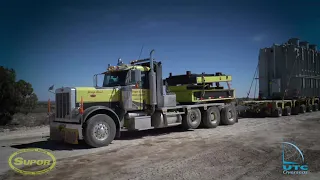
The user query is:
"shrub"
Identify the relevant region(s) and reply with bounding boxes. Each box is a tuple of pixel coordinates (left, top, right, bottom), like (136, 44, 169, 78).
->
(0, 66, 38, 125)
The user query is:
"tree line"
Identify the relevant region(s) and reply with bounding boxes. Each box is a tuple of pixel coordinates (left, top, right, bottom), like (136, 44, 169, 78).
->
(0, 66, 38, 125)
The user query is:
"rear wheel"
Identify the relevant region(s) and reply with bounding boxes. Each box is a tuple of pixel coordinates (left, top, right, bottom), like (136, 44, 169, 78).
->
(221, 105, 237, 125)
(182, 108, 202, 129)
(84, 114, 116, 148)
(202, 106, 220, 128)
(283, 106, 291, 116)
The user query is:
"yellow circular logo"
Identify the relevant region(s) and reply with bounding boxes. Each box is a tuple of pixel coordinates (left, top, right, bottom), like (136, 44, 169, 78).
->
(8, 148, 56, 175)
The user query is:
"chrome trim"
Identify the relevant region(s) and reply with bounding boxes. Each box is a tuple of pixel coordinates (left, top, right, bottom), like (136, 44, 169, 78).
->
(54, 87, 80, 123)
(71, 88, 76, 111)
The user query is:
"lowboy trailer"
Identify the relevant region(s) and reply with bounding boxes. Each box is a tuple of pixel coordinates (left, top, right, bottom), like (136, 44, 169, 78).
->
(49, 50, 238, 147)
(239, 96, 319, 118)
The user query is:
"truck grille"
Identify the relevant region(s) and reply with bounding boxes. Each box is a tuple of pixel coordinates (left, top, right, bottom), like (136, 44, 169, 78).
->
(56, 92, 70, 118)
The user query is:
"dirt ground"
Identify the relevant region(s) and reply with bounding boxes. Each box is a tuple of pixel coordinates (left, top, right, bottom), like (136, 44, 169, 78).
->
(1, 112, 320, 180)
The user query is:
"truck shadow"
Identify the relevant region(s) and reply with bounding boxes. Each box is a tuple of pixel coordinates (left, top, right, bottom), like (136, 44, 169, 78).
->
(10, 139, 91, 151)
(116, 126, 188, 140)
(10, 126, 192, 150)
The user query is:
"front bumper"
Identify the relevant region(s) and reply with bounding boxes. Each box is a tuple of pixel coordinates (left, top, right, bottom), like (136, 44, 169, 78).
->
(49, 115, 83, 143)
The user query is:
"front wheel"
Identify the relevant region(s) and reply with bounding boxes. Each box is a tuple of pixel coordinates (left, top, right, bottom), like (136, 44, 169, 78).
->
(84, 114, 116, 148)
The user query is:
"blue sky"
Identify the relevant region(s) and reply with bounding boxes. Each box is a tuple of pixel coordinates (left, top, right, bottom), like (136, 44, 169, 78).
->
(1, 0, 320, 100)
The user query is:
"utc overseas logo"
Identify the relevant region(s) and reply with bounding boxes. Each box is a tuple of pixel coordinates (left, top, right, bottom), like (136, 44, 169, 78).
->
(282, 142, 308, 175)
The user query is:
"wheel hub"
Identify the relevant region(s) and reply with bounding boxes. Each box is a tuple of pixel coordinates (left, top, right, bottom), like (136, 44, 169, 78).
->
(227, 110, 233, 119)
(93, 123, 109, 141)
(210, 112, 216, 122)
(190, 113, 197, 122)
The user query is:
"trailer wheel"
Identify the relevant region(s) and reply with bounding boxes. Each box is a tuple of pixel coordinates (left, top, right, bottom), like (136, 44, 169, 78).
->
(239, 110, 247, 118)
(299, 105, 306, 113)
(306, 104, 313, 112)
(182, 108, 202, 129)
(202, 106, 220, 128)
(221, 105, 237, 125)
(313, 103, 319, 111)
(84, 114, 116, 148)
(283, 106, 291, 116)
(273, 107, 282, 117)
(292, 106, 299, 115)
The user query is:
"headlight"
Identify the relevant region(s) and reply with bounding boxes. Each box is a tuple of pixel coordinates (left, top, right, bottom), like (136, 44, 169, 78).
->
(65, 107, 80, 119)
(72, 107, 80, 115)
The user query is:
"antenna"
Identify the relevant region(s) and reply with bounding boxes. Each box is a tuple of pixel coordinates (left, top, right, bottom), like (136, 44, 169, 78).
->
(247, 63, 259, 99)
(138, 44, 144, 60)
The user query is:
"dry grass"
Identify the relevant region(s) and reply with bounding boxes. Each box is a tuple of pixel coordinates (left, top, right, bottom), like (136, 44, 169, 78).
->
(0, 101, 55, 131)
(0, 112, 50, 132)
(1, 101, 54, 129)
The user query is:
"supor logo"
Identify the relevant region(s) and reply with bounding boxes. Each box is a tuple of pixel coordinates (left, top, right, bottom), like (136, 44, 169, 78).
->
(8, 148, 56, 175)
(282, 142, 308, 175)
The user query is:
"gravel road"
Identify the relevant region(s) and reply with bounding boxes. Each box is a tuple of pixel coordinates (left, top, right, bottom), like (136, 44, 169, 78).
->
(1, 112, 320, 180)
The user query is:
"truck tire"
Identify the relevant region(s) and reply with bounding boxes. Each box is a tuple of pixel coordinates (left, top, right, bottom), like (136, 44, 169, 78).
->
(202, 106, 220, 128)
(291, 106, 299, 115)
(313, 103, 319, 111)
(306, 104, 313, 112)
(182, 108, 202, 129)
(283, 106, 291, 116)
(273, 107, 282, 117)
(300, 105, 306, 113)
(84, 114, 116, 148)
(220, 105, 237, 125)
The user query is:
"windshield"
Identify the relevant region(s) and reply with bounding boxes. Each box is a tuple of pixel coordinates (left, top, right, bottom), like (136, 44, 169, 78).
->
(103, 71, 128, 87)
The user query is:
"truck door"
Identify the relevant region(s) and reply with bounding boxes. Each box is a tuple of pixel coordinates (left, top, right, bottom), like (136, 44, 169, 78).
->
(131, 70, 150, 110)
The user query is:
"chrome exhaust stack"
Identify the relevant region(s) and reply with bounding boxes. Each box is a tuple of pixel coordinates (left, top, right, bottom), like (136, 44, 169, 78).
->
(149, 50, 157, 114)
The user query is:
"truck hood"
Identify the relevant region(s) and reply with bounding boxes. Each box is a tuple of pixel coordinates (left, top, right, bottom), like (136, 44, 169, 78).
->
(55, 87, 121, 103)
(75, 87, 121, 103)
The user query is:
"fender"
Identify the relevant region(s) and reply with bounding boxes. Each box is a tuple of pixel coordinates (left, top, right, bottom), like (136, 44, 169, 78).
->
(82, 106, 121, 137)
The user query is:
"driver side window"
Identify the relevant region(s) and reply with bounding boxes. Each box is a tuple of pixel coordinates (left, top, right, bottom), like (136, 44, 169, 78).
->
(141, 71, 149, 89)
(129, 71, 136, 84)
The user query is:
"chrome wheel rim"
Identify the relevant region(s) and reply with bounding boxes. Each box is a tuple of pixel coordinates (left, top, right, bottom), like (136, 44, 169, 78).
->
(210, 112, 217, 123)
(190, 112, 197, 122)
(228, 110, 234, 121)
(93, 123, 109, 141)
